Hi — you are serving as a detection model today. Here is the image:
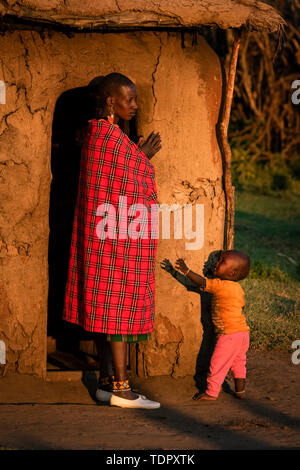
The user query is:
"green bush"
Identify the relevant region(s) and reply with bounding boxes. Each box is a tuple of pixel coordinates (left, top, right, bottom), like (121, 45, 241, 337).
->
(288, 153, 300, 180)
(231, 149, 295, 196)
(249, 260, 289, 282)
(271, 172, 292, 191)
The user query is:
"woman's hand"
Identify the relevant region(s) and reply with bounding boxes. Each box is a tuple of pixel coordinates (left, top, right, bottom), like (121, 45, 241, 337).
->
(175, 258, 189, 274)
(139, 131, 161, 159)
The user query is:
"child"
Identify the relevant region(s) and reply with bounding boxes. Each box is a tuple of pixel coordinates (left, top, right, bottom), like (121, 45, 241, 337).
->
(161, 250, 250, 401)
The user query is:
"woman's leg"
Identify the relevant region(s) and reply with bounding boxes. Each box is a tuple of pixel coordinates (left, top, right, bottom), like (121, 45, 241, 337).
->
(109, 341, 138, 400)
(94, 334, 114, 381)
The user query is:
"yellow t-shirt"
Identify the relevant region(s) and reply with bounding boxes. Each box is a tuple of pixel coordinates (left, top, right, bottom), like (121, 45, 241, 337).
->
(203, 278, 249, 337)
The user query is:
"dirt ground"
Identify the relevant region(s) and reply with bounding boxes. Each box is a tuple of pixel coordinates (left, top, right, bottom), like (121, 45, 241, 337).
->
(0, 350, 299, 451)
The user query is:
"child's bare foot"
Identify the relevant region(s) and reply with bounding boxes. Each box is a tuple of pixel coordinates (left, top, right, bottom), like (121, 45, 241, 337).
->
(193, 392, 217, 401)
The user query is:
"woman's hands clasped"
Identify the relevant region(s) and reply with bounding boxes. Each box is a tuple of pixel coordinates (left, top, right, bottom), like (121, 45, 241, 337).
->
(138, 131, 162, 159)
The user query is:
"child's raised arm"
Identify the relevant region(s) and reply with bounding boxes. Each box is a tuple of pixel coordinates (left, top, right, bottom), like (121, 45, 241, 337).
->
(160, 258, 201, 292)
(175, 258, 206, 289)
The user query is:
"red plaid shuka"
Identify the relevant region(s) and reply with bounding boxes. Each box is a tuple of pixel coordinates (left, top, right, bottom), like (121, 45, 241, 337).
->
(62, 119, 159, 335)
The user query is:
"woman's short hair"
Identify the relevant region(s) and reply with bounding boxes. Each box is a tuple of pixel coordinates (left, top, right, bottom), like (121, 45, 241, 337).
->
(89, 73, 134, 117)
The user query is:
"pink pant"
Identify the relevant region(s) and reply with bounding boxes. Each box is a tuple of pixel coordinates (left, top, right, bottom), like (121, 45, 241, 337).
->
(206, 331, 250, 398)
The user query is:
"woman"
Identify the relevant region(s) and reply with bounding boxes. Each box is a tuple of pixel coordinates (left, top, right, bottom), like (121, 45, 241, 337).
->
(63, 73, 161, 409)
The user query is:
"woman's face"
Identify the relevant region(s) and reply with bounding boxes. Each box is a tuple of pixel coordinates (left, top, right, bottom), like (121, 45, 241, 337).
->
(110, 84, 138, 121)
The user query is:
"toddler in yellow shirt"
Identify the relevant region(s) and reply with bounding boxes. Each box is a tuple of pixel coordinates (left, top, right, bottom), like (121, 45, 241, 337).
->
(161, 250, 250, 401)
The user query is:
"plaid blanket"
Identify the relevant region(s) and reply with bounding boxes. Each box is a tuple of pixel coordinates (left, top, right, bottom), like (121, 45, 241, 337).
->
(63, 119, 158, 334)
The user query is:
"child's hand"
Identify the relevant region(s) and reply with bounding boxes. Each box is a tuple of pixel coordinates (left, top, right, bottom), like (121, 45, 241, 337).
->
(160, 258, 175, 274)
(175, 258, 189, 274)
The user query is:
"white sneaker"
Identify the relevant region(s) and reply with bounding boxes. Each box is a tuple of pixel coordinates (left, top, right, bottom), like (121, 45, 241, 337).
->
(95, 388, 113, 402)
(110, 393, 160, 409)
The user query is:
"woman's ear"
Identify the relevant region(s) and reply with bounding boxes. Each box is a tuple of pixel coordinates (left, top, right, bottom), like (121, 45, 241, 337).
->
(106, 96, 116, 106)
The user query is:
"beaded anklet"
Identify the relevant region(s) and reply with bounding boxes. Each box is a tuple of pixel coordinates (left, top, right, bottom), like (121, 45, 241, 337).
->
(112, 379, 131, 392)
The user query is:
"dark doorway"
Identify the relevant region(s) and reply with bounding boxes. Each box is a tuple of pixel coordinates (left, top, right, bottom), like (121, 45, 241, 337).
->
(47, 85, 94, 371)
(47, 84, 137, 371)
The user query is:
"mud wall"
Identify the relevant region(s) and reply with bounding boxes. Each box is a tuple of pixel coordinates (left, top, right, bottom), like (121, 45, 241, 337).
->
(0, 29, 224, 377)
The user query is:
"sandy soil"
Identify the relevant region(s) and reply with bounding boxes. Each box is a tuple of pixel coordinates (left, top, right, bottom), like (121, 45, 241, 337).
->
(0, 350, 299, 451)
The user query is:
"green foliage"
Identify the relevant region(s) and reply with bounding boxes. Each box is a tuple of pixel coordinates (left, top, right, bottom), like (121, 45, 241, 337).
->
(288, 153, 300, 181)
(231, 148, 295, 196)
(249, 260, 289, 282)
(271, 172, 292, 191)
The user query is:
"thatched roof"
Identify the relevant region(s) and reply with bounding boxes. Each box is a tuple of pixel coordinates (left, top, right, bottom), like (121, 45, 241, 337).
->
(0, 0, 285, 33)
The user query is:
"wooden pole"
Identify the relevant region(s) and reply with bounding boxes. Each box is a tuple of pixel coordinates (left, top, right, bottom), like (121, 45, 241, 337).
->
(219, 29, 241, 250)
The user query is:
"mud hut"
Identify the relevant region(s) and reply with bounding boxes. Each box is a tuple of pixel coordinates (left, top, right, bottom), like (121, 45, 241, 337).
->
(0, 1, 284, 378)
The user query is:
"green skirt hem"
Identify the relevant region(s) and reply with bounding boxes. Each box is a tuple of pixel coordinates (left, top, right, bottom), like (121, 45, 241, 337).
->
(106, 333, 150, 343)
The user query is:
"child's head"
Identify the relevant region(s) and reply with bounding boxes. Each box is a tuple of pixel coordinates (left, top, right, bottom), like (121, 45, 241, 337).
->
(213, 250, 250, 281)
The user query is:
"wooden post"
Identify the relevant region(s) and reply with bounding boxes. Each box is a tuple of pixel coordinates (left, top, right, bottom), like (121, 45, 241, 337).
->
(219, 29, 241, 250)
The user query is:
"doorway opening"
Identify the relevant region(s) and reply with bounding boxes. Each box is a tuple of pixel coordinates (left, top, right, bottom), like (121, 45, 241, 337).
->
(47, 84, 138, 372)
